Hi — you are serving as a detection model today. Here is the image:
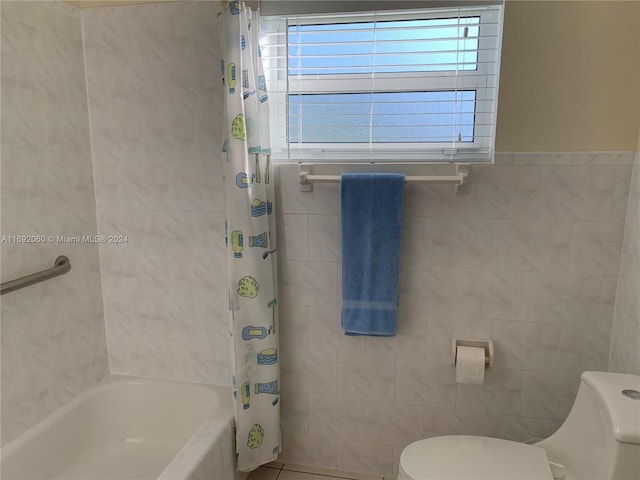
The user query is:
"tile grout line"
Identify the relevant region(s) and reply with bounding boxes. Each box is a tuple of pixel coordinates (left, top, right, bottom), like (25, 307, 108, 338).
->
(281, 463, 382, 480)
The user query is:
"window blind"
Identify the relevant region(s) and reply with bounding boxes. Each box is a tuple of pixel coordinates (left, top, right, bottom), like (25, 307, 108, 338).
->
(260, 1, 504, 17)
(260, 3, 504, 163)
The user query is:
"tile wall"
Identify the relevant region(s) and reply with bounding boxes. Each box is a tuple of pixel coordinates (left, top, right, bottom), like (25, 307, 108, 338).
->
(275, 152, 635, 477)
(1, 1, 108, 445)
(610, 154, 640, 374)
(81, 1, 229, 385)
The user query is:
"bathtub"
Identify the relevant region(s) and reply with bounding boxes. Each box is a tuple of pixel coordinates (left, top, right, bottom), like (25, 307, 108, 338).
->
(1, 375, 246, 480)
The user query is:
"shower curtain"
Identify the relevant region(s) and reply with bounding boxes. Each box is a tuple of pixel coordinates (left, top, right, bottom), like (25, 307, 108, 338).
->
(220, 1, 280, 472)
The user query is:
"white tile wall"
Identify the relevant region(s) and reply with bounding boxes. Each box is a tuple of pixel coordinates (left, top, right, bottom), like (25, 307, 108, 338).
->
(610, 154, 640, 374)
(81, 1, 229, 384)
(1, 0, 108, 445)
(275, 152, 633, 477)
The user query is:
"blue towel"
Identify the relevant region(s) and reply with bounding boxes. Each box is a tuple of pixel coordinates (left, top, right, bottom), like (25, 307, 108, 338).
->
(340, 173, 405, 336)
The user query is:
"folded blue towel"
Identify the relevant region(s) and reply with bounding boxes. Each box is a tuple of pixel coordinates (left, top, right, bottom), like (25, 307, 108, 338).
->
(340, 173, 405, 336)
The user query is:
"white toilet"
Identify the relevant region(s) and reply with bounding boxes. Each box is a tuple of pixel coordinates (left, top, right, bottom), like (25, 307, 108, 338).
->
(399, 371, 640, 480)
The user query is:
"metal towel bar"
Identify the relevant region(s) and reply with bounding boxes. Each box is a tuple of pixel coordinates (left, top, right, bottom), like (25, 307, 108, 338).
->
(1, 256, 71, 295)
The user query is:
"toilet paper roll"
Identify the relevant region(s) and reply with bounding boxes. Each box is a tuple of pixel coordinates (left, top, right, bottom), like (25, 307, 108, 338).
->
(455, 346, 485, 385)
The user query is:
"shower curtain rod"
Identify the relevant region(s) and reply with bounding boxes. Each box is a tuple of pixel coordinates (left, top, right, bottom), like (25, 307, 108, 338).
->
(299, 163, 471, 193)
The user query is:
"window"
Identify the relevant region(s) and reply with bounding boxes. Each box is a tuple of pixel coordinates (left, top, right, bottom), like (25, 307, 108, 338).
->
(261, 4, 503, 163)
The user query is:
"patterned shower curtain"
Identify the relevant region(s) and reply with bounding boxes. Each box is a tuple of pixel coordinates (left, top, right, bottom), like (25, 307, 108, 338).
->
(220, 1, 280, 472)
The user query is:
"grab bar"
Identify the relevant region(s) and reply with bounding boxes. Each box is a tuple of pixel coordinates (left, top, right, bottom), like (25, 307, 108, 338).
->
(1, 256, 71, 295)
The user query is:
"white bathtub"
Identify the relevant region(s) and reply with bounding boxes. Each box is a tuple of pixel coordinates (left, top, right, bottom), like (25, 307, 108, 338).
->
(1, 375, 245, 480)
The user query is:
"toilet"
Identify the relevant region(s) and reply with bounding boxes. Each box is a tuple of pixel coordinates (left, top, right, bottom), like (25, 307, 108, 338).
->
(399, 372, 640, 480)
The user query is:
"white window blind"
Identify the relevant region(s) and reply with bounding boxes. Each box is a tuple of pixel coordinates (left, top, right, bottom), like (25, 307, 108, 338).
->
(260, 3, 504, 163)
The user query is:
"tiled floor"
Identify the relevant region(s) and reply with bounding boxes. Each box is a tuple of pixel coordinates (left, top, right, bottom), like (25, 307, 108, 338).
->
(246, 463, 395, 480)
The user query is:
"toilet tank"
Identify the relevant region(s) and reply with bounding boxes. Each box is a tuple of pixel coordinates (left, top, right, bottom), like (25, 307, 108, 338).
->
(537, 372, 640, 480)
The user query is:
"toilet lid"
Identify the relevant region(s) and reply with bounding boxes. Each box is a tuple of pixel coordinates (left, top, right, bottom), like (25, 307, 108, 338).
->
(399, 436, 553, 480)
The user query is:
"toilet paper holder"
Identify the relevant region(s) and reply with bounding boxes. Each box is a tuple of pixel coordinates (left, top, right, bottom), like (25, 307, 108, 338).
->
(452, 338, 493, 368)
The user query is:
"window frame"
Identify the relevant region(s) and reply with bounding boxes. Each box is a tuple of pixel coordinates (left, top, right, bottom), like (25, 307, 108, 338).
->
(261, 5, 503, 163)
